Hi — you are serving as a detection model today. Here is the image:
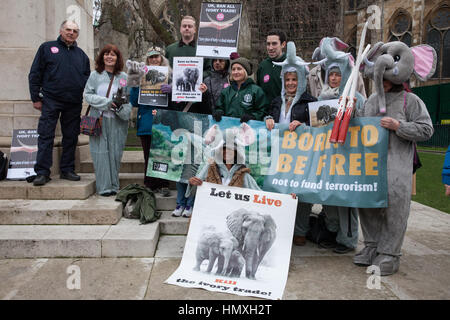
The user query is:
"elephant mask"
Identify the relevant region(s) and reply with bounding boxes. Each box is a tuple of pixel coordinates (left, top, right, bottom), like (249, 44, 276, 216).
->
(313, 37, 354, 95)
(361, 41, 437, 113)
(226, 208, 277, 280)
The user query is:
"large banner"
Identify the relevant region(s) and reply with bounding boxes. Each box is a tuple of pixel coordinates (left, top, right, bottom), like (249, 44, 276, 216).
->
(196, 2, 242, 59)
(148, 110, 388, 208)
(165, 183, 298, 300)
(7, 129, 38, 180)
(262, 118, 388, 208)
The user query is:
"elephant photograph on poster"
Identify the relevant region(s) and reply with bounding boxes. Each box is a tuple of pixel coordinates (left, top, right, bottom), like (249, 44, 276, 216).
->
(193, 208, 277, 280)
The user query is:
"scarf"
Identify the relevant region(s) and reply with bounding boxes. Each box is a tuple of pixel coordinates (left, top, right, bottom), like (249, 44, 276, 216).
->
(319, 84, 340, 100)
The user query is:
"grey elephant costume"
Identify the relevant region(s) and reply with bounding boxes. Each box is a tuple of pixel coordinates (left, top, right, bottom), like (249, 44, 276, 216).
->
(194, 226, 239, 276)
(226, 208, 277, 280)
(355, 41, 436, 275)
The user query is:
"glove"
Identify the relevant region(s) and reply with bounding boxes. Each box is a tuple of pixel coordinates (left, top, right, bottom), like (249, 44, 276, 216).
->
(240, 113, 254, 123)
(160, 84, 172, 94)
(126, 60, 145, 87)
(213, 109, 224, 122)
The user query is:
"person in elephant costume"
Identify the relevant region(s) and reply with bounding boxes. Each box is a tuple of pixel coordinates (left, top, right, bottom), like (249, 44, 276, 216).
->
(314, 37, 366, 254)
(355, 41, 436, 276)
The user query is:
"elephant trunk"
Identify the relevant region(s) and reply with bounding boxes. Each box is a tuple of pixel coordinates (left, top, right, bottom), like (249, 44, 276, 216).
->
(374, 54, 395, 114)
(243, 231, 259, 279)
(221, 250, 232, 276)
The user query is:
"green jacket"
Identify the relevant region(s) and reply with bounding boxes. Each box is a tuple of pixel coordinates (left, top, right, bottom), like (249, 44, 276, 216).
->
(215, 78, 269, 121)
(165, 40, 211, 77)
(115, 184, 161, 224)
(256, 53, 286, 104)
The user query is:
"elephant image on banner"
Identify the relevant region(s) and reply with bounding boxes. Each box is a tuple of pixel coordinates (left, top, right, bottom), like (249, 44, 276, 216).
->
(226, 208, 277, 280)
(194, 225, 240, 276)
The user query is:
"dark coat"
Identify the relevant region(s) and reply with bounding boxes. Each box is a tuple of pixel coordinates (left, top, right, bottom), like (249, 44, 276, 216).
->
(268, 92, 317, 125)
(28, 36, 90, 104)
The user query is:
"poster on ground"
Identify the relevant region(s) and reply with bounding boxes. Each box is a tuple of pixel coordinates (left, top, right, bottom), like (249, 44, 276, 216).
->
(196, 2, 242, 59)
(7, 129, 38, 180)
(165, 182, 298, 300)
(138, 65, 169, 107)
(172, 57, 203, 102)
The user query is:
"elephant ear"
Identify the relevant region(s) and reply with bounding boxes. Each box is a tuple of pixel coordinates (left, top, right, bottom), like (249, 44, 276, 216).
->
(360, 41, 384, 77)
(411, 45, 437, 81)
(261, 215, 277, 243)
(226, 209, 249, 244)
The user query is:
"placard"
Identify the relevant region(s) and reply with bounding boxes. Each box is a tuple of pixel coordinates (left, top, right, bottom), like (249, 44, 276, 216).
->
(7, 129, 38, 180)
(172, 57, 204, 102)
(196, 2, 242, 58)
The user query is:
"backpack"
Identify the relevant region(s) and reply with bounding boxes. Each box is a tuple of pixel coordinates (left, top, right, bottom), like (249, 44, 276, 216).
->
(306, 209, 337, 244)
(0, 151, 8, 181)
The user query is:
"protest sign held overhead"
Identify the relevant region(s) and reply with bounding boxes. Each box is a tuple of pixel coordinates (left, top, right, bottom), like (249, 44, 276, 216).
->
(172, 57, 204, 102)
(165, 183, 298, 300)
(196, 2, 242, 58)
(138, 65, 169, 107)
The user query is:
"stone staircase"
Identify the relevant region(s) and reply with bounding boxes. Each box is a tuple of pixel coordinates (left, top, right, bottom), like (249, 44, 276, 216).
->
(0, 150, 188, 259)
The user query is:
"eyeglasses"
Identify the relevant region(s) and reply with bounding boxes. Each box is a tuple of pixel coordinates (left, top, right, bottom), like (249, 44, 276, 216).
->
(65, 28, 79, 34)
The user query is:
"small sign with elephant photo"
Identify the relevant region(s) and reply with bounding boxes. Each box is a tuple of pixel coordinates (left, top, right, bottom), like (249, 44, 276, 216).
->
(172, 57, 204, 102)
(138, 65, 169, 107)
(165, 182, 298, 300)
(308, 99, 339, 127)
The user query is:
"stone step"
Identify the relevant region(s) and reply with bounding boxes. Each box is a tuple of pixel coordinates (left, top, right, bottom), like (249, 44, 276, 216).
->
(0, 218, 160, 258)
(80, 151, 145, 174)
(0, 195, 122, 225)
(0, 175, 95, 200)
(158, 211, 189, 235)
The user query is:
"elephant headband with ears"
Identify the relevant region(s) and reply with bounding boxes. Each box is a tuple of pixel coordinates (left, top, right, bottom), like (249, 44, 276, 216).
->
(204, 123, 256, 163)
(313, 37, 354, 94)
(272, 41, 310, 107)
(361, 41, 437, 113)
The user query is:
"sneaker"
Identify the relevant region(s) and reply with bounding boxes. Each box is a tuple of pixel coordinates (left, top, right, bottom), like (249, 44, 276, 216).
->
(172, 205, 184, 217)
(319, 239, 337, 249)
(182, 206, 193, 218)
(160, 187, 171, 197)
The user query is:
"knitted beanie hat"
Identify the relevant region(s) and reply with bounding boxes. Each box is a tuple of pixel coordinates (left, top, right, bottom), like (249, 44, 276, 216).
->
(231, 57, 253, 75)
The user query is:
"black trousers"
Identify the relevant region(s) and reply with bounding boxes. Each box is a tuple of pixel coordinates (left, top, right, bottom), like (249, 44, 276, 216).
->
(34, 96, 82, 176)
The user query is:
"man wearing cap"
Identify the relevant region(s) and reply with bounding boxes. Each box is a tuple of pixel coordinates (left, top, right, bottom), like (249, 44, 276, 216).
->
(256, 29, 287, 105)
(28, 20, 90, 186)
(213, 57, 269, 123)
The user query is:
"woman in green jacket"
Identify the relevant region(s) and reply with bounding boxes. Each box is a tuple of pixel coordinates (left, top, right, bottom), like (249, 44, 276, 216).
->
(212, 57, 269, 123)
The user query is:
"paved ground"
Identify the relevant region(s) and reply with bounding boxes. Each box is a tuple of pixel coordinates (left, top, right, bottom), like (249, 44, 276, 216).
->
(0, 201, 449, 301)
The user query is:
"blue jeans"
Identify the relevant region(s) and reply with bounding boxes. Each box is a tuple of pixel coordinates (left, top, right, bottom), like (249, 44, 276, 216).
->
(176, 182, 195, 207)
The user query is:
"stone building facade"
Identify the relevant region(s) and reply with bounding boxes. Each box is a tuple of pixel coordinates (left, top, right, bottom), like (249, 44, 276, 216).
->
(342, 0, 449, 89)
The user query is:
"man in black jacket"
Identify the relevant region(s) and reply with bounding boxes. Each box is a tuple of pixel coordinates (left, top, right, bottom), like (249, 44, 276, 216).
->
(28, 20, 90, 186)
